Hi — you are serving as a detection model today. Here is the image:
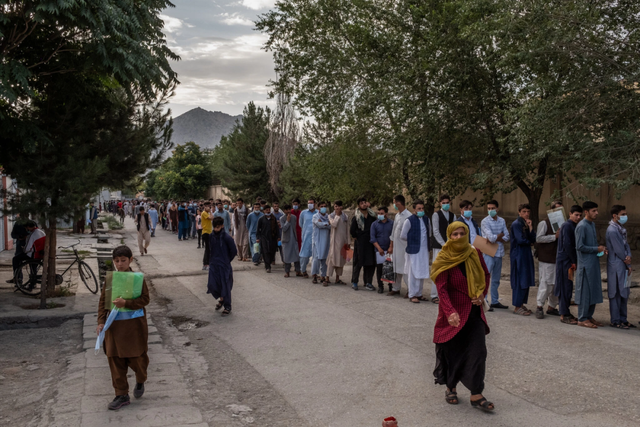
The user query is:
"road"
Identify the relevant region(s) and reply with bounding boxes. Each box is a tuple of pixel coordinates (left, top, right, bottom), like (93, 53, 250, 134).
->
(125, 216, 640, 427)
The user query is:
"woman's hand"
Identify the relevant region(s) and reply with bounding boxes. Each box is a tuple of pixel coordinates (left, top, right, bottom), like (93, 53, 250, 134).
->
(471, 297, 483, 306)
(96, 324, 104, 335)
(112, 298, 126, 308)
(448, 312, 460, 327)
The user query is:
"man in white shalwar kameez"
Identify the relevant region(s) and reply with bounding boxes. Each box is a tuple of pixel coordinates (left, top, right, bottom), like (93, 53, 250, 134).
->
(400, 200, 431, 303)
(388, 195, 412, 296)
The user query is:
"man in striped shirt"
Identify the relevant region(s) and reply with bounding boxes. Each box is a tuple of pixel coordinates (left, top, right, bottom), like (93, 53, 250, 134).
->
(480, 200, 510, 311)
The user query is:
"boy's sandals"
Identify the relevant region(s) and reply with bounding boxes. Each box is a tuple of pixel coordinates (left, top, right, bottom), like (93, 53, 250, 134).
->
(221, 308, 231, 316)
(514, 307, 531, 316)
(215, 300, 223, 311)
(470, 397, 495, 412)
(445, 390, 458, 405)
(577, 320, 597, 328)
(561, 316, 578, 325)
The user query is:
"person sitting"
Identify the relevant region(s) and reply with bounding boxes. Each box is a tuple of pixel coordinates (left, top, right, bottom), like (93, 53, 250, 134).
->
(10, 221, 46, 282)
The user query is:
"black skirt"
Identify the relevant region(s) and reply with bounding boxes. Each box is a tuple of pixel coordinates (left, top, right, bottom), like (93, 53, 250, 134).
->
(433, 305, 487, 395)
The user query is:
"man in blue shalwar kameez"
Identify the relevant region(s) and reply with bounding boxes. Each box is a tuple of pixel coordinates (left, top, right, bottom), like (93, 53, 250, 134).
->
(298, 198, 317, 278)
(311, 201, 331, 284)
(509, 204, 537, 316)
(575, 201, 607, 329)
(246, 201, 264, 265)
(605, 205, 633, 329)
(207, 217, 238, 316)
(554, 205, 583, 325)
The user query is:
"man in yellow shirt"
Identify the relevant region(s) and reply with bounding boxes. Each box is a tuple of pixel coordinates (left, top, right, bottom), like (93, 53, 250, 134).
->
(201, 203, 213, 271)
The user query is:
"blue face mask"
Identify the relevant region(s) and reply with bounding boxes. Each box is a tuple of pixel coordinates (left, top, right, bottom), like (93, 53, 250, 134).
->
(417, 211, 425, 218)
(463, 210, 472, 218)
(308, 203, 315, 210)
(393, 204, 398, 210)
(619, 215, 628, 225)
(320, 207, 327, 214)
(224, 205, 228, 209)
(441, 204, 450, 211)
(293, 205, 299, 210)
(378, 215, 385, 221)
(488, 210, 497, 218)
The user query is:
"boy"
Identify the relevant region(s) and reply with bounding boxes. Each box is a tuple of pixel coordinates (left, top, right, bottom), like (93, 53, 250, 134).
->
(97, 245, 150, 410)
(207, 216, 238, 316)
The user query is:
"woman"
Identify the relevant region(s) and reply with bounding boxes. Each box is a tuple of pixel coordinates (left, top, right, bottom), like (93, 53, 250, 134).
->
(431, 221, 494, 411)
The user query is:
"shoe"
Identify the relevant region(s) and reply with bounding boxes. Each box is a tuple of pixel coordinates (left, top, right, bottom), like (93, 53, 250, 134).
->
(535, 307, 544, 319)
(254, 263, 259, 266)
(144, 247, 147, 254)
(284, 273, 290, 278)
(488, 307, 494, 312)
(133, 383, 145, 399)
(202, 266, 208, 271)
(108, 395, 130, 410)
(377, 286, 384, 294)
(266, 269, 271, 273)
(546, 307, 560, 316)
(365, 283, 376, 291)
(6, 279, 15, 284)
(490, 302, 509, 309)
(352, 283, 358, 291)
(197, 245, 201, 249)
(179, 238, 182, 241)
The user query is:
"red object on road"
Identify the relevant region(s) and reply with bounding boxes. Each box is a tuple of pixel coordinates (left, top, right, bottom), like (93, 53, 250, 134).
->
(382, 416, 398, 427)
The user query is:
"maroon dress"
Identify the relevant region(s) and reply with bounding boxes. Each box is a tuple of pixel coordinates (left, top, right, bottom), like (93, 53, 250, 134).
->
(433, 248, 490, 395)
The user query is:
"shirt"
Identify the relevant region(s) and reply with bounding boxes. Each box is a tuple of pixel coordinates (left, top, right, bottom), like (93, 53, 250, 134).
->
(480, 215, 509, 258)
(461, 217, 479, 244)
(370, 219, 394, 251)
(201, 211, 213, 234)
(432, 210, 456, 247)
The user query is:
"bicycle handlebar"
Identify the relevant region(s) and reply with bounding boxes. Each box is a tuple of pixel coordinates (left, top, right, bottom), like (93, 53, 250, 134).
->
(57, 239, 81, 250)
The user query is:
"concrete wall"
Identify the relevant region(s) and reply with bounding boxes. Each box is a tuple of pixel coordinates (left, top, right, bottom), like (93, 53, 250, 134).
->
(207, 185, 229, 201)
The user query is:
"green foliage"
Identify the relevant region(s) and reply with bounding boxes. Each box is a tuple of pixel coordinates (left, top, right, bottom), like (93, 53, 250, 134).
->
(213, 102, 273, 202)
(145, 142, 215, 200)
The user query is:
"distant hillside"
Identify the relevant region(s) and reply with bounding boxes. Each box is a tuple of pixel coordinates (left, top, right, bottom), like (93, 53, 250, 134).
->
(170, 107, 242, 149)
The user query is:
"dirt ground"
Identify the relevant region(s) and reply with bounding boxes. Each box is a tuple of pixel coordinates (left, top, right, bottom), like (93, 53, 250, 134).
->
(0, 320, 83, 426)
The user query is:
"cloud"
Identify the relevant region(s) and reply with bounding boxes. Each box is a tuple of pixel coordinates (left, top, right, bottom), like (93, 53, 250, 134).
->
(219, 13, 255, 27)
(159, 14, 193, 34)
(240, 0, 275, 10)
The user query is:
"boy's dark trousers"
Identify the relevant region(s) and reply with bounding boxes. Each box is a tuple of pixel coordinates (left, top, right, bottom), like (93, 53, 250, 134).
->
(108, 352, 149, 396)
(202, 233, 210, 265)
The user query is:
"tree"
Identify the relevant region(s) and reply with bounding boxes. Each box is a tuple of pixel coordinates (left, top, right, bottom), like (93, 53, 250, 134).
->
(145, 142, 215, 200)
(213, 102, 273, 202)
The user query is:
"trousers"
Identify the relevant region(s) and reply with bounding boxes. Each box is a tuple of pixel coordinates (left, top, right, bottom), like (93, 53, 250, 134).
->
(578, 303, 596, 322)
(202, 233, 210, 266)
(609, 287, 628, 324)
(312, 258, 327, 276)
(107, 352, 149, 396)
(536, 261, 558, 308)
(137, 230, 150, 255)
(483, 254, 503, 305)
(285, 261, 301, 273)
(300, 256, 311, 273)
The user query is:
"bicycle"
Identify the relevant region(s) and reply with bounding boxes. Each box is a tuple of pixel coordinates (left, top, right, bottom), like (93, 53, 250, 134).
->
(13, 240, 99, 296)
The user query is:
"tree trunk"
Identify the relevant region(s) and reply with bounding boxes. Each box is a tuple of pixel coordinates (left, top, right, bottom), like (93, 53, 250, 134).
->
(47, 227, 57, 296)
(39, 223, 51, 309)
(516, 181, 543, 227)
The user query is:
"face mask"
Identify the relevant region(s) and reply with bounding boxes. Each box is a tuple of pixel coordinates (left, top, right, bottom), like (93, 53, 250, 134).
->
(619, 215, 628, 225)
(266, 213, 271, 217)
(417, 211, 425, 218)
(293, 205, 299, 210)
(260, 207, 264, 210)
(320, 207, 327, 214)
(393, 204, 398, 210)
(308, 203, 314, 210)
(378, 215, 385, 221)
(463, 210, 472, 218)
(441, 204, 450, 211)
(224, 205, 228, 209)
(488, 210, 497, 218)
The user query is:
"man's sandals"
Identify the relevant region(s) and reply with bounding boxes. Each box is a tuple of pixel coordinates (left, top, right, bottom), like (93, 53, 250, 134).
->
(312, 275, 319, 284)
(445, 389, 458, 404)
(471, 397, 495, 412)
(221, 308, 231, 316)
(561, 315, 578, 325)
(577, 320, 597, 329)
(514, 307, 531, 316)
(322, 277, 330, 287)
(215, 299, 223, 311)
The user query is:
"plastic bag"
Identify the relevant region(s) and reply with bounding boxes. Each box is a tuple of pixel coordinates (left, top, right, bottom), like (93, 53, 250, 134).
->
(381, 259, 395, 283)
(253, 242, 260, 254)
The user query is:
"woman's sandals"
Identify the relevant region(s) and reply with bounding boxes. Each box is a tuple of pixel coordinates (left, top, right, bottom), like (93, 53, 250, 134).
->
(445, 390, 458, 405)
(470, 397, 495, 412)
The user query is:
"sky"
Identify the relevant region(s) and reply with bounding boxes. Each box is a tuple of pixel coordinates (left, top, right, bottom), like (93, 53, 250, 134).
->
(161, 0, 277, 118)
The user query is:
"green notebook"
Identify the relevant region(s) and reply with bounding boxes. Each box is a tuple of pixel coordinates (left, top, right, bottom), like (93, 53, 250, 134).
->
(104, 271, 144, 311)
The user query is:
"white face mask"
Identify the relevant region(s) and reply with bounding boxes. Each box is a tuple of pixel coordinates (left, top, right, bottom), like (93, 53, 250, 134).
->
(308, 203, 315, 210)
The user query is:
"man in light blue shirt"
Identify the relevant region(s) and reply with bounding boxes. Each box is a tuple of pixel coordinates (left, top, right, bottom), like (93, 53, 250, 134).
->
(480, 199, 510, 310)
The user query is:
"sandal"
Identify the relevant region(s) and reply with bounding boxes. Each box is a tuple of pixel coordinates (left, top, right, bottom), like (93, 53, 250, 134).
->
(445, 390, 458, 405)
(622, 322, 637, 328)
(470, 397, 494, 412)
(522, 305, 533, 314)
(221, 308, 231, 316)
(215, 300, 223, 311)
(284, 272, 290, 278)
(610, 323, 629, 329)
(416, 296, 429, 301)
(589, 318, 604, 327)
(303, 272, 309, 278)
(561, 316, 578, 325)
(324, 277, 331, 284)
(296, 272, 303, 277)
(514, 307, 531, 316)
(312, 275, 318, 284)
(410, 297, 420, 303)
(431, 297, 440, 304)
(335, 279, 345, 285)
(577, 320, 597, 328)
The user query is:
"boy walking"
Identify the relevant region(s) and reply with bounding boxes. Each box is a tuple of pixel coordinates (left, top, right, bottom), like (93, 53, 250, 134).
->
(207, 217, 238, 316)
(97, 245, 150, 410)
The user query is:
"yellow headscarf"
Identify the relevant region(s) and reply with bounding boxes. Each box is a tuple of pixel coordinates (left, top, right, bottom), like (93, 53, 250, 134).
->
(430, 221, 486, 299)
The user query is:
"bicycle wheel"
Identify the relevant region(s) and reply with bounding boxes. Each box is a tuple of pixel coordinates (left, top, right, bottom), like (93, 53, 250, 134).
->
(78, 261, 99, 294)
(15, 259, 44, 296)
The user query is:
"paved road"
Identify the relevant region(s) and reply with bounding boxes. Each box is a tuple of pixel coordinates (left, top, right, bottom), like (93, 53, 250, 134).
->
(126, 217, 640, 427)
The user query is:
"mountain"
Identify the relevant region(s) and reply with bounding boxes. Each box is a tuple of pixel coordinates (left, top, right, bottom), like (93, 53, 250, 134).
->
(170, 107, 242, 149)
